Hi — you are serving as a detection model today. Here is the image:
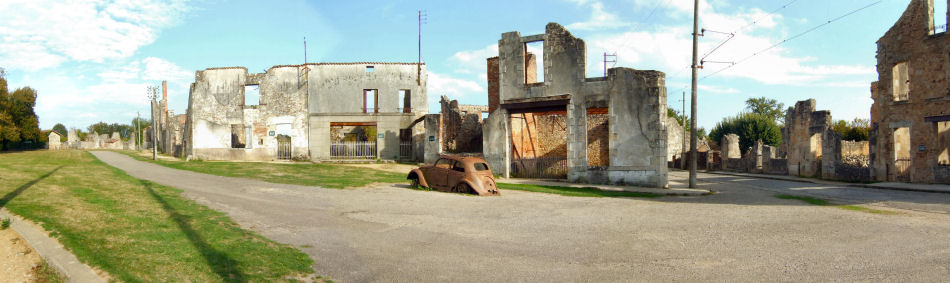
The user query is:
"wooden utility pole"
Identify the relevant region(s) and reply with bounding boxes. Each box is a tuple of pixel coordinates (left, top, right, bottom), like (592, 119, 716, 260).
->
(417, 10, 426, 86)
(689, 0, 700, 188)
(682, 91, 687, 169)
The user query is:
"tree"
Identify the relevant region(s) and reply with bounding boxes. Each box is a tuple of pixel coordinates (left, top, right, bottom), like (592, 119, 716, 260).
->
(53, 123, 68, 142)
(745, 97, 785, 123)
(0, 71, 41, 150)
(833, 118, 870, 141)
(708, 112, 782, 153)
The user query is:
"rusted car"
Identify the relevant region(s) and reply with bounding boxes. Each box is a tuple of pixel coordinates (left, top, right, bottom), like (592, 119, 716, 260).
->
(407, 155, 500, 196)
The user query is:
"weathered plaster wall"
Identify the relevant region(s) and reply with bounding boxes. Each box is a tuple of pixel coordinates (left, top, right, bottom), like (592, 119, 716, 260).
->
(485, 23, 667, 187)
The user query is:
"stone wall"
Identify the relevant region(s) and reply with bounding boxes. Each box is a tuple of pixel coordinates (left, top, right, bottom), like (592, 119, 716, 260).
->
(440, 96, 485, 153)
(869, 0, 950, 183)
(783, 99, 832, 177)
(666, 116, 685, 162)
(721, 134, 740, 159)
(842, 140, 869, 156)
(484, 23, 667, 188)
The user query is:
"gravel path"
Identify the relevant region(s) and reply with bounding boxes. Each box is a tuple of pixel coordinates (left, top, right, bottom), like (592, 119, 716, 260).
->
(91, 151, 950, 282)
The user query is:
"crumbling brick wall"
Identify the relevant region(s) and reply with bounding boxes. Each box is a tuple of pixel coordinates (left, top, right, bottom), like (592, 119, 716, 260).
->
(440, 96, 485, 153)
(869, 0, 950, 183)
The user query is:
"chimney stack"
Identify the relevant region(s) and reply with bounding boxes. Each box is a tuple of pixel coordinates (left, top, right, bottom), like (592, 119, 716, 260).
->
(162, 80, 168, 113)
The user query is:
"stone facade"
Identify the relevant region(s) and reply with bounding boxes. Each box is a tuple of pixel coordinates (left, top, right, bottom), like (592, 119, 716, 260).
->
(783, 99, 832, 177)
(439, 96, 486, 153)
(47, 131, 62, 150)
(721, 134, 740, 159)
(870, 0, 950, 183)
(186, 63, 427, 161)
(483, 23, 668, 188)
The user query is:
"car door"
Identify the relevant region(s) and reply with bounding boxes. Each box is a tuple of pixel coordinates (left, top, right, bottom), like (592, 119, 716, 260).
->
(427, 158, 451, 190)
(446, 160, 466, 189)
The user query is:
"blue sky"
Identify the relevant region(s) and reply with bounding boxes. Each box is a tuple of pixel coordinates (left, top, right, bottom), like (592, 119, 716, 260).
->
(0, 0, 915, 131)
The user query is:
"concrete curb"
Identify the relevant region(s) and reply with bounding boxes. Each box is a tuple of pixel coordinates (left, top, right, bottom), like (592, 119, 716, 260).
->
(496, 178, 714, 196)
(704, 171, 950, 194)
(0, 208, 106, 283)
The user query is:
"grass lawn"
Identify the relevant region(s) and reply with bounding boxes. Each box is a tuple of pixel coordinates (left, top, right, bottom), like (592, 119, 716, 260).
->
(120, 151, 405, 189)
(775, 194, 899, 215)
(0, 150, 315, 282)
(497, 183, 663, 198)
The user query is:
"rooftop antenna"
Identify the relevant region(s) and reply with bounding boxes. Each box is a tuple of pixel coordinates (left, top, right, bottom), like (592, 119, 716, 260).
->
(603, 52, 617, 77)
(418, 10, 427, 86)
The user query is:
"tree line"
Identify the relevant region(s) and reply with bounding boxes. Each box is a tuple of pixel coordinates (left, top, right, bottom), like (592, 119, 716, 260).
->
(0, 68, 42, 150)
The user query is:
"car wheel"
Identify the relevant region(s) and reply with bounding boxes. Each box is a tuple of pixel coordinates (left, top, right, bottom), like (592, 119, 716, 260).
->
(409, 178, 420, 189)
(452, 183, 472, 194)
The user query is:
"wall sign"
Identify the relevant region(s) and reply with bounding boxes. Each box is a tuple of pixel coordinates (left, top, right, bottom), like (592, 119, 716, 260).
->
(428, 135, 435, 142)
(378, 133, 385, 139)
(919, 145, 926, 152)
(268, 131, 275, 136)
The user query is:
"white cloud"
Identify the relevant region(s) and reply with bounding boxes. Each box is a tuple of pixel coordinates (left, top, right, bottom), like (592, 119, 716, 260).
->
(0, 0, 191, 71)
(427, 72, 484, 102)
(698, 85, 739, 94)
(449, 44, 497, 74)
(142, 57, 193, 81)
(567, 1, 631, 31)
(584, 0, 873, 86)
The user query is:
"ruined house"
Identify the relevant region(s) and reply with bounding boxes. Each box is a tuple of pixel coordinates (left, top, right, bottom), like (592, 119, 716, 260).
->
(185, 63, 427, 161)
(47, 131, 62, 150)
(483, 23, 668, 188)
(870, 0, 950, 183)
(783, 99, 833, 177)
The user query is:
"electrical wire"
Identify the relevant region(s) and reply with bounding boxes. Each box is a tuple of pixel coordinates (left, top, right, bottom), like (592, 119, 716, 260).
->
(701, 0, 882, 81)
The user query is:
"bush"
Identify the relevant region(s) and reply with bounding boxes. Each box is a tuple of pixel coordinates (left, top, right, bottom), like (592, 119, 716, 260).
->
(708, 112, 781, 152)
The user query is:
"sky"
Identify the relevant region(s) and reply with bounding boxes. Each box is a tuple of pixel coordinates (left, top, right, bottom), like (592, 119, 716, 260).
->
(0, 0, 918, 131)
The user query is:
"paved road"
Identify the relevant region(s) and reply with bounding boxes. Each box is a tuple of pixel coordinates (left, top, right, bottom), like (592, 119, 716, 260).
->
(91, 151, 950, 282)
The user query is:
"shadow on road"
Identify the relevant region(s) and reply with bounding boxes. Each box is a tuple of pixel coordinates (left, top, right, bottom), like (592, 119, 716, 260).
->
(139, 180, 248, 283)
(0, 165, 64, 208)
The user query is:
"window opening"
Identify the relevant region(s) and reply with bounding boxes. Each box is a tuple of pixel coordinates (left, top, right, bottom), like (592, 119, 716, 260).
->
(365, 66, 375, 72)
(230, 124, 246, 148)
(586, 107, 610, 167)
(524, 41, 544, 84)
(935, 0, 948, 34)
(244, 85, 260, 106)
(938, 121, 949, 165)
(399, 89, 411, 113)
(481, 112, 489, 120)
(364, 89, 378, 113)
(892, 62, 910, 101)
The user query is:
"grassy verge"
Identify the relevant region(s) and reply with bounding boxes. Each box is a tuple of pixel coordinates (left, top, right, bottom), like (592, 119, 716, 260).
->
(0, 150, 314, 282)
(775, 195, 899, 215)
(497, 183, 662, 198)
(118, 150, 405, 189)
(32, 259, 66, 283)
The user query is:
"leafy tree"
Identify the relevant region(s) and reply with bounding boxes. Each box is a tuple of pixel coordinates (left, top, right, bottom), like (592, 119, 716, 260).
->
(53, 123, 68, 142)
(131, 117, 151, 144)
(88, 122, 133, 140)
(0, 70, 41, 150)
(708, 112, 782, 153)
(745, 97, 786, 123)
(832, 118, 870, 141)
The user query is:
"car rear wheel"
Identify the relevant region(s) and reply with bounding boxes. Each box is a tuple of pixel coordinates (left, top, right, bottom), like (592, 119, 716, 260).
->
(452, 183, 472, 194)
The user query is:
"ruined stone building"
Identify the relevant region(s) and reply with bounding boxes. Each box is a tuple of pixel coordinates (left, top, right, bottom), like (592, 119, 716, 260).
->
(185, 63, 427, 161)
(47, 131, 62, 150)
(870, 0, 950, 183)
(483, 23, 668, 188)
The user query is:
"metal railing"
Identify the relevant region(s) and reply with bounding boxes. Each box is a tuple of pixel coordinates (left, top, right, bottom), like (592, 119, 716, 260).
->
(893, 158, 912, 182)
(511, 156, 568, 179)
(330, 141, 377, 159)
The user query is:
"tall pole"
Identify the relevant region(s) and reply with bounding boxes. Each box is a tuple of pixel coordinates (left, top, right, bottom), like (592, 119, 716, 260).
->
(304, 37, 307, 64)
(417, 10, 421, 86)
(147, 85, 158, 160)
(682, 91, 687, 169)
(136, 111, 141, 150)
(689, 0, 699, 188)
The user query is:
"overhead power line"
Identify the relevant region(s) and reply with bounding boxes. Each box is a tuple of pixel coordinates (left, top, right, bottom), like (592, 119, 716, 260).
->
(701, 0, 882, 80)
(732, 0, 799, 34)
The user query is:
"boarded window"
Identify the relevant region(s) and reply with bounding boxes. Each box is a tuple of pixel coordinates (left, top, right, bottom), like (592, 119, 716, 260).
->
(893, 62, 910, 101)
(244, 85, 259, 106)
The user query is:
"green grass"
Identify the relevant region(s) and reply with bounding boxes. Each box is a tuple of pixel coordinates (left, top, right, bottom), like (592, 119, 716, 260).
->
(775, 194, 898, 215)
(0, 150, 314, 282)
(497, 183, 662, 198)
(119, 151, 405, 189)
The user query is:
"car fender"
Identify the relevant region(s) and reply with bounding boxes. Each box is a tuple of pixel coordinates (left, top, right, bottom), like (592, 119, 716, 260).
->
(462, 179, 497, 196)
(407, 169, 430, 188)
